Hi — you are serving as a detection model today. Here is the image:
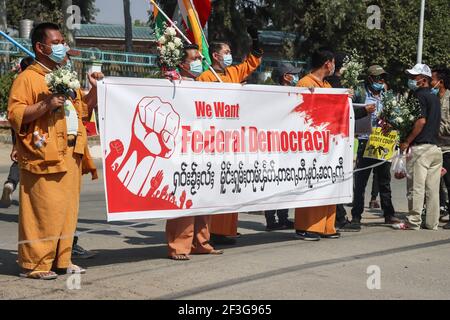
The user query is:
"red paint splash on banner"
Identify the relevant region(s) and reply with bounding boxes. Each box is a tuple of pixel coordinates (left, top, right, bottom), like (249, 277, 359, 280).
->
(104, 140, 192, 214)
(294, 94, 350, 137)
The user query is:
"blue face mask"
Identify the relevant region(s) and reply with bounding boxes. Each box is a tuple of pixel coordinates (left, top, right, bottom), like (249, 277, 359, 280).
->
(408, 79, 419, 91)
(189, 60, 203, 74)
(371, 82, 384, 91)
(43, 43, 68, 63)
(290, 74, 299, 86)
(431, 83, 440, 95)
(223, 54, 233, 67)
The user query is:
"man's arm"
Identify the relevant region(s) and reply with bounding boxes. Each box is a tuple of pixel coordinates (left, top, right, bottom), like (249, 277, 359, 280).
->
(232, 26, 263, 83)
(8, 75, 64, 133)
(22, 96, 64, 124)
(232, 53, 262, 83)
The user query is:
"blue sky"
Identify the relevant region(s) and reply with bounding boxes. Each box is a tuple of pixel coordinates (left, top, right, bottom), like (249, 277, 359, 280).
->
(95, 0, 151, 24)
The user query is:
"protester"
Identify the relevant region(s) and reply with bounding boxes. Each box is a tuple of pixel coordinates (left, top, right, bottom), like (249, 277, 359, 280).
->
(164, 44, 224, 260)
(8, 23, 100, 279)
(294, 48, 341, 241)
(393, 64, 442, 230)
(0, 57, 33, 208)
(340, 65, 401, 232)
(252, 62, 303, 231)
(326, 56, 377, 229)
(432, 66, 450, 229)
(196, 27, 263, 245)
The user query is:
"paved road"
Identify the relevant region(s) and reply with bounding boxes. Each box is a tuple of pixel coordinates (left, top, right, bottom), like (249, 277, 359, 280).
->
(0, 143, 449, 300)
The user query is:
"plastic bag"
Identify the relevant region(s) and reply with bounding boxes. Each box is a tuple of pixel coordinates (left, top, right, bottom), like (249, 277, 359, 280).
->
(391, 152, 407, 179)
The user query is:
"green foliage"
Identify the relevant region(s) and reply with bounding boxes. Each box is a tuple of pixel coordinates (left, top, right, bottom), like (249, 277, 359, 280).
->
(203, 0, 450, 90)
(0, 72, 15, 114)
(6, 0, 97, 28)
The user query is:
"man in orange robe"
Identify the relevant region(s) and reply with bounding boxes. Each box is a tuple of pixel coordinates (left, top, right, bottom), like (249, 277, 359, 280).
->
(8, 23, 99, 279)
(295, 48, 342, 241)
(165, 44, 223, 260)
(196, 27, 263, 245)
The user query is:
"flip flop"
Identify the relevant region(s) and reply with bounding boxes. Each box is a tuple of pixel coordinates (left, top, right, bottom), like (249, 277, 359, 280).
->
(208, 249, 224, 255)
(170, 254, 191, 261)
(20, 270, 58, 280)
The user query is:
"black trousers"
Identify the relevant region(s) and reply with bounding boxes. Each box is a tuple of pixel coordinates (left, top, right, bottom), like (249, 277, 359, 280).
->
(371, 171, 379, 198)
(351, 140, 395, 221)
(6, 162, 19, 190)
(441, 152, 450, 213)
(265, 209, 289, 224)
(336, 204, 347, 223)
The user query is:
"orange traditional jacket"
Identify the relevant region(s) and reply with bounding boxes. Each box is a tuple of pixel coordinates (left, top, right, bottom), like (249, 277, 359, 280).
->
(297, 73, 332, 89)
(8, 62, 97, 179)
(196, 53, 262, 83)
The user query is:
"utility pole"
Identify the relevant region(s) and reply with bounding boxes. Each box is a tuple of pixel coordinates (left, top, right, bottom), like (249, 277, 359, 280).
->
(417, 0, 425, 64)
(123, 0, 133, 52)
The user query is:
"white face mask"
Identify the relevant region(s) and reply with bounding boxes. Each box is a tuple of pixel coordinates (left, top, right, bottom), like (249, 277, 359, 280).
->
(222, 54, 233, 67)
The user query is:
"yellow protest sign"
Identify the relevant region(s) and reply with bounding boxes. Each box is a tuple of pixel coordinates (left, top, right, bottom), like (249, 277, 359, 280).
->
(363, 128, 398, 161)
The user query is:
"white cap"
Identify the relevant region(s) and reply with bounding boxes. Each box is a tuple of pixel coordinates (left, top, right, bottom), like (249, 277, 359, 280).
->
(406, 63, 432, 77)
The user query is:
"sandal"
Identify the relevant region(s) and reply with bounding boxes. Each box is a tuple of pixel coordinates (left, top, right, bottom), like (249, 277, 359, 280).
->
(170, 254, 191, 261)
(64, 264, 86, 274)
(208, 249, 224, 255)
(20, 270, 58, 280)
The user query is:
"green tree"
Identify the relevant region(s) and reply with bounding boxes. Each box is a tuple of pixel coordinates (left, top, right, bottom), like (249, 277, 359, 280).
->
(6, 0, 97, 29)
(0, 72, 15, 113)
(206, 0, 450, 89)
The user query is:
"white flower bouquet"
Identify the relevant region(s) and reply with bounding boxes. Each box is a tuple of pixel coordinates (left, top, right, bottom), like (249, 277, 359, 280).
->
(340, 49, 364, 91)
(45, 66, 80, 100)
(378, 90, 421, 142)
(156, 23, 183, 72)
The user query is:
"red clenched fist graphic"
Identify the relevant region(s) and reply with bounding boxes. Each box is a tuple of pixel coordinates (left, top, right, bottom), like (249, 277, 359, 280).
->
(113, 97, 180, 197)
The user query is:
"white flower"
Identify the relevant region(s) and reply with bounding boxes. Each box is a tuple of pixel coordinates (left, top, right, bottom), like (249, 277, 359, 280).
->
(158, 36, 166, 45)
(68, 80, 80, 90)
(45, 73, 53, 85)
(165, 27, 176, 36)
(62, 75, 71, 85)
(167, 42, 176, 51)
(173, 37, 182, 47)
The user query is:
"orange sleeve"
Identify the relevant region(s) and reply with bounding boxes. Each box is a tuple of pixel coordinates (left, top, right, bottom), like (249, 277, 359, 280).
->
(7, 73, 32, 136)
(297, 76, 313, 88)
(196, 70, 216, 82)
(78, 90, 91, 121)
(229, 53, 262, 83)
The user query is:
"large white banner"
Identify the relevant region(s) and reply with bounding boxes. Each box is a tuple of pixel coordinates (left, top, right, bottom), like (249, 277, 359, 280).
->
(97, 78, 354, 221)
